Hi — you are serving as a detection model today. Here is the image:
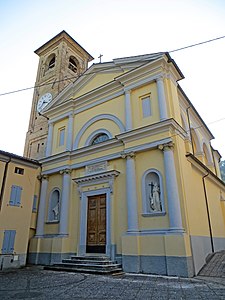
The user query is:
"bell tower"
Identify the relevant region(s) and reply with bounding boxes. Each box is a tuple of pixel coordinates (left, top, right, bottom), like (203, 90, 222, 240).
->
(24, 31, 93, 159)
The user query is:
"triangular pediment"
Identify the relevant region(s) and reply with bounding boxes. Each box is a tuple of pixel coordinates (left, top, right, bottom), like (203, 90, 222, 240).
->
(43, 52, 171, 115)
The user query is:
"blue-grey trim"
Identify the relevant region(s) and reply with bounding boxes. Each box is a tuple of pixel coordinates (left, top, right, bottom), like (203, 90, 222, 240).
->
(125, 229, 185, 235)
(41, 138, 172, 176)
(122, 255, 194, 277)
(49, 111, 74, 124)
(142, 212, 166, 217)
(42, 153, 122, 175)
(27, 252, 75, 265)
(73, 114, 125, 149)
(141, 168, 166, 215)
(85, 129, 112, 146)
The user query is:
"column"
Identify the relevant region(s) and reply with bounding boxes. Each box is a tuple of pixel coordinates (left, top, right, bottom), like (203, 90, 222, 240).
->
(122, 152, 139, 231)
(156, 76, 168, 121)
(45, 122, 54, 157)
(36, 175, 49, 236)
(59, 169, 71, 235)
(66, 113, 74, 151)
(125, 90, 132, 130)
(159, 142, 183, 230)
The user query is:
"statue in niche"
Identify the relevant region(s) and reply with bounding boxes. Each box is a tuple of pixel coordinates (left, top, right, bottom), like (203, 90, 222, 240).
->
(52, 201, 60, 220)
(149, 182, 162, 212)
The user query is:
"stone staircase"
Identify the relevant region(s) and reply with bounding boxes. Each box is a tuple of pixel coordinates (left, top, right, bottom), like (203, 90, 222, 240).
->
(44, 255, 123, 275)
(198, 250, 225, 277)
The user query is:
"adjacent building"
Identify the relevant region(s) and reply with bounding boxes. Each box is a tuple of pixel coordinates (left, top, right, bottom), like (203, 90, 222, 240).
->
(0, 150, 40, 269)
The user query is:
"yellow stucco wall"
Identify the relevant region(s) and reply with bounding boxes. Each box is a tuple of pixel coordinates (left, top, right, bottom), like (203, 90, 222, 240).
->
(0, 158, 40, 259)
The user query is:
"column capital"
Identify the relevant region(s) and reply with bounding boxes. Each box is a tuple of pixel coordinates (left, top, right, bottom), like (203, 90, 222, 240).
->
(156, 74, 165, 82)
(121, 151, 135, 159)
(158, 142, 174, 152)
(59, 168, 72, 175)
(37, 174, 49, 181)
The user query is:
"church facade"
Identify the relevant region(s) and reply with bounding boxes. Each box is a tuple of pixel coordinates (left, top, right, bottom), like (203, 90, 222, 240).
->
(26, 31, 225, 277)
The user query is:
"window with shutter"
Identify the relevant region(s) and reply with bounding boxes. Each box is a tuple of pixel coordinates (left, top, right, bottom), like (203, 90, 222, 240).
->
(1, 230, 16, 254)
(9, 185, 22, 206)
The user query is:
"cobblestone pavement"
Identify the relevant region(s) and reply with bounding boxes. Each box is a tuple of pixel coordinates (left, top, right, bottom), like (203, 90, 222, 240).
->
(198, 250, 225, 277)
(1, 267, 225, 299)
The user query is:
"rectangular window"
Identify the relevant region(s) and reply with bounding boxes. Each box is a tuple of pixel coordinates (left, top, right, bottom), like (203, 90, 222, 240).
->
(142, 96, 151, 118)
(14, 167, 24, 175)
(1, 230, 16, 254)
(59, 128, 65, 146)
(32, 195, 38, 212)
(9, 185, 22, 206)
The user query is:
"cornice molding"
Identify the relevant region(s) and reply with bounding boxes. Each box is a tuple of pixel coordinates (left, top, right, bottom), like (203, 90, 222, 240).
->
(116, 118, 186, 143)
(73, 170, 120, 185)
(186, 154, 225, 190)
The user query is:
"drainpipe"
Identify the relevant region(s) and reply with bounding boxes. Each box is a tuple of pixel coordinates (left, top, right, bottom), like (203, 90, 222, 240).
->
(186, 106, 194, 155)
(202, 173, 214, 253)
(0, 158, 11, 211)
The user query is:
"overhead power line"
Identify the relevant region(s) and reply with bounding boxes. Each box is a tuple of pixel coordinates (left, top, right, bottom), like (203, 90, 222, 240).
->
(169, 35, 225, 53)
(0, 34, 225, 97)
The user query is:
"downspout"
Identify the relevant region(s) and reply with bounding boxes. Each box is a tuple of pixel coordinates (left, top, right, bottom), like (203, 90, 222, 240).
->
(210, 143, 218, 177)
(0, 158, 11, 211)
(202, 173, 214, 253)
(186, 106, 194, 154)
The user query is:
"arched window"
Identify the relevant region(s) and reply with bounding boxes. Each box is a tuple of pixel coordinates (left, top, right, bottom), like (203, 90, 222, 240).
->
(48, 189, 60, 222)
(91, 133, 109, 145)
(142, 169, 165, 215)
(68, 56, 78, 73)
(48, 55, 55, 69)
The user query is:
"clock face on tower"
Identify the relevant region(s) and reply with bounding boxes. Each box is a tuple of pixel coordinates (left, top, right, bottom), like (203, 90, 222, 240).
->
(37, 93, 52, 113)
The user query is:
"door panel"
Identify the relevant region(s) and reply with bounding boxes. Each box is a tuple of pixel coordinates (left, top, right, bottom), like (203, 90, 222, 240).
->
(86, 194, 106, 253)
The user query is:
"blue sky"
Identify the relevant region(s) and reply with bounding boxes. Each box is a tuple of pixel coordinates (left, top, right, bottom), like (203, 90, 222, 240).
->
(1, 0, 225, 158)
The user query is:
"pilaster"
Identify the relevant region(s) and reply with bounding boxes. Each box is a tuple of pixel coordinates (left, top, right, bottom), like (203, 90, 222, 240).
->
(156, 76, 168, 121)
(121, 151, 139, 232)
(36, 175, 49, 236)
(59, 169, 72, 235)
(66, 113, 74, 151)
(158, 142, 183, 231)
(125, 90, 133, 130)
(45, 122, 54, 157)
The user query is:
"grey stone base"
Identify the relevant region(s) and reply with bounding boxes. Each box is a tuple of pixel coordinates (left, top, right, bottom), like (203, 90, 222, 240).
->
(122, 255, 194, 277)
(0, 254, 26, 270)
(190, 235, 225, 275)
(27, 252, 75, 265)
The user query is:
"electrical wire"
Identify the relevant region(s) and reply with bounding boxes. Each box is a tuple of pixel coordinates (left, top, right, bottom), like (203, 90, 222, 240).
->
(1, 34, 225, 97)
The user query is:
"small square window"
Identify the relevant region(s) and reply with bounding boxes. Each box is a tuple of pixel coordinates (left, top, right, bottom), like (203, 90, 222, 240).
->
(15, 167, 24, 175)
(141, 96, 151, 118)
(59, 128, 65, 146)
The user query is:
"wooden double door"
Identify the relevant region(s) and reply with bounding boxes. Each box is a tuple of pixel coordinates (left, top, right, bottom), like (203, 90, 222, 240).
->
(86, 194, 106, 253)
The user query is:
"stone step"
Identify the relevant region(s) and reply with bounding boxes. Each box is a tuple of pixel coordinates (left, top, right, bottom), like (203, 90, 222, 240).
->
(53, 262, 121, 270)
(44, 265, 123, 275)
(44, 255, 123, 275)
(62, 258, 114, 265)
(70, 255, 110, 261)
